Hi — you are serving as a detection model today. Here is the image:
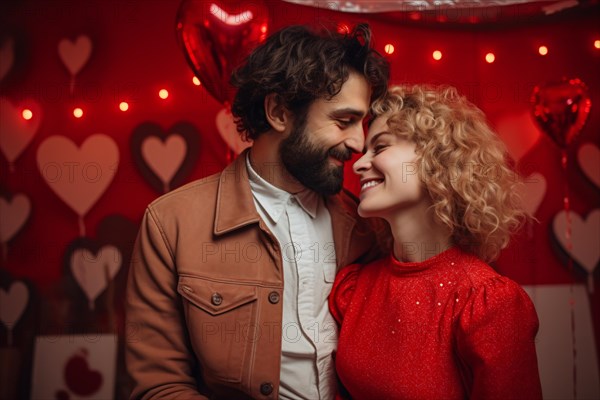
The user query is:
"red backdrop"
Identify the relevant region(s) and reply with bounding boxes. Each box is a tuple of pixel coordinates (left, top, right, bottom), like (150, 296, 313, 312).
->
(1, 1, 599, 398)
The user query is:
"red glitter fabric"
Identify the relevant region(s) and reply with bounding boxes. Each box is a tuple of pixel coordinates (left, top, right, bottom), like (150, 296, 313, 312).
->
(329, 247, 542, 400)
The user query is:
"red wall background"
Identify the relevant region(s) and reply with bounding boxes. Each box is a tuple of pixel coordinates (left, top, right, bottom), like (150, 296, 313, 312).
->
(1, 0, 599, 398)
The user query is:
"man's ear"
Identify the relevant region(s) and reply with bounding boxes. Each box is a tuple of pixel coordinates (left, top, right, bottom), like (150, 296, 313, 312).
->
(264, 93, 290, 133)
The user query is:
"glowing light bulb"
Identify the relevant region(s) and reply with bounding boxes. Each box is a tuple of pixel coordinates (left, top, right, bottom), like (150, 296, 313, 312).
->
(22, 109, 33, 120)
(192, 76, 201, 86)
(432, 50, 442, 61)
(73, 108, 83, 118)
(159, 89, 169, 99)
(485, 53, 495, 63)
(119, 102, 129, 112)
(594, 40, 600, 49)
(538, 46, 548, 56)
(384, 44, 395, 55)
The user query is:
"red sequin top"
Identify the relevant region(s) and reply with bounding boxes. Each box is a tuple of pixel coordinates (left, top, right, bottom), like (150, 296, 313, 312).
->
(329, 247, 542, 400)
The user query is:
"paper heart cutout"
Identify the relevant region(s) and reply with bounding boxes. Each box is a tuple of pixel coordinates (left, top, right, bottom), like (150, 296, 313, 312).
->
(0, 97, 42, 165)
(141, 134, 187, 188)
(70, 245, 121, 310)
(517, 172, 547, 215)
(37, 134, 119, 217)
(578, 143, 600, 189)
(0, 38, 14, 82)
(0, 193, 31, 243)
(131, 122, 200, 193)
(553, 209, 600, 274)
(495, 111, 541, 162)
(58, 35, 92, 76)
(0, 281, 29, 330)
(216, 108, 252, 155)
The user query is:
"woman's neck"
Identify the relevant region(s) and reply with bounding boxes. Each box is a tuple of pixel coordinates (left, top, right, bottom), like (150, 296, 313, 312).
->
(385, 200, 453, 263)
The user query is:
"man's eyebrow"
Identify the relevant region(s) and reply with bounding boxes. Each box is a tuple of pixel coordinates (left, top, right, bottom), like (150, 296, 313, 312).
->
(362, 131, 391, 153)
(328, 108, 366, 118)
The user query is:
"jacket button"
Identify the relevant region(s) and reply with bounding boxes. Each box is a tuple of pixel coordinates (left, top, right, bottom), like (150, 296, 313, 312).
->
(211, 292, 223, 306)
(268, 291, 280, 304)
(259, 382, 273, 396)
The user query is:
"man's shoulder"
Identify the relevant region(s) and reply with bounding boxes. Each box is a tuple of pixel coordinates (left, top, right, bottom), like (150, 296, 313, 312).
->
(148, 172, 223, 213)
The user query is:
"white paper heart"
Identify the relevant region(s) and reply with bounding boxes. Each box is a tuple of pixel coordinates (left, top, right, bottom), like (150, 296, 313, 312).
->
(70, 246, 121, 309)
(36, 134, 119, 217)
(58, 35, 92, 76)
(0, 97, 41, 164)
(0, 281, 29, 330)
(517, 172, 547, 215)
(578, 143, 600, 189)
(141, 134, 186, 186)
(495, 111, 541, 162)
(0, 38, 14, 82)
(216, 108, 252, 155)
(553, 209, 600, 274)
(0, 194, 31, 243)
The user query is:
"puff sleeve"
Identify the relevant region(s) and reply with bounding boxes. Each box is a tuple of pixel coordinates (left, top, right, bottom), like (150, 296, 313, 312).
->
(455, 277, 543, 400)
(329, 264, 361, 325)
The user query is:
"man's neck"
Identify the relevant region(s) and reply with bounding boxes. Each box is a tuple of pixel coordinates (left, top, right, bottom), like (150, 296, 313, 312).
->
(249, 137, 305, 194)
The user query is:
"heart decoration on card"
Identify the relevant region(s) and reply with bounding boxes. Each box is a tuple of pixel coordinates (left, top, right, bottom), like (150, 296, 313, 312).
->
(577, 143, 600, 189)
(0, 97, 42, 170)
(216, 107, 252, 155)
(58, 35, 92, 92)
(0, 280, 29, 345)
(70, 245, 121, 310)
(517, 172, 547, 215)
(37, 134, 119, 235)
(553, 209, 600, 292)
(0, 192, 31, 244)
(131, 121, 200, 193)
(0, 37, 14, 82)
(64, 348, 103, 396)
(176, 0, 270, 105)
(495, 111, 541, 163)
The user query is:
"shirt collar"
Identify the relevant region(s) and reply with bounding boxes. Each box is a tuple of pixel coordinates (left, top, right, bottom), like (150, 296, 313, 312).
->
(246, 153, 320, 223)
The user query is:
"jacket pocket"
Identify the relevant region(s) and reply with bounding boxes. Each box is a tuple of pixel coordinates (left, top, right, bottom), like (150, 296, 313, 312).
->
(178, 276, 258, 383)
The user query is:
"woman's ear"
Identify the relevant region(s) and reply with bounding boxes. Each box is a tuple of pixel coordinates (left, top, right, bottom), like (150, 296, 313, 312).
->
(264, 93, 290, 133)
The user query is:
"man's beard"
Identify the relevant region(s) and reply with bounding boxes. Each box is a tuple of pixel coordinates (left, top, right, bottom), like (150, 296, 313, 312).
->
(279, 119, 352, 196)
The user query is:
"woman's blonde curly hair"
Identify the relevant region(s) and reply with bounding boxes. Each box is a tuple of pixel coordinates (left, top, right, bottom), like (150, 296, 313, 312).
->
(371, 85, 528, 262)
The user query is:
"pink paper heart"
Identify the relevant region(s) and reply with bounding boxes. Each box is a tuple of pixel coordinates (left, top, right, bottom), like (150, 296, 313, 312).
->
(578, 143, 600, 189)
(58, 35, 92, 76)
(141, 134, 186, 185)
(0, 97, 41, 165)
(70, 246, 121, 310)
(0, 194, 31, 243)
(0, 281, 28, 329)
(553, 209, 600, 274)
(36, 134, 119, 217)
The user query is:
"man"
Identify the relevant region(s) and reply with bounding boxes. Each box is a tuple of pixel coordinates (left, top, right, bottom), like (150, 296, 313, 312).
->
(126, 23, 389, 399)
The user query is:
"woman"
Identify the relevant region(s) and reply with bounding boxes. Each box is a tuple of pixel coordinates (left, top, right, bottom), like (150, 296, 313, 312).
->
(329, 85, 542, 399)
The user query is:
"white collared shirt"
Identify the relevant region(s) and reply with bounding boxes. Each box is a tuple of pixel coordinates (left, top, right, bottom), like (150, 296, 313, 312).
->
(246, 154, 338, 400)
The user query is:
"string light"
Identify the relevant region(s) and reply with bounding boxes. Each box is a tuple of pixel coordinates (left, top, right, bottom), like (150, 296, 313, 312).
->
(538, 45, 548, 56)
(192, 76, 201, 86)
(432, 50, 442, 61)
(384, 44, 395, 55)
(485, 52, 495, 63)
(73, 107, 83, 118)
(119, 102, 129, 112)
(594, 40, 600, 49)
(159, 89, 169, 99)
(22, 109, 33, 120)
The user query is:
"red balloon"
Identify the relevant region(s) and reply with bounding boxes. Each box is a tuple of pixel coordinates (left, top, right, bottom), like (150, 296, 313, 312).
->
(176, 0, 270, 106)
(531, 78, 592, 148)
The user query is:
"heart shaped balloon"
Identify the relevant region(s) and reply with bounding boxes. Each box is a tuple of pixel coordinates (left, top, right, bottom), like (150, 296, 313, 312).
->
(176, 0, 270, 106)
(531, 78, 591, 148)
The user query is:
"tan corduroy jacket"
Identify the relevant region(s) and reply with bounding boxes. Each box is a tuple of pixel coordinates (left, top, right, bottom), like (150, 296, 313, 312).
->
(126, 151, 387, 399)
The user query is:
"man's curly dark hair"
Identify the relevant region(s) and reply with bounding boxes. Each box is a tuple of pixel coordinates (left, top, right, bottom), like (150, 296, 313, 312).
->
(230, 23, 390, 141)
